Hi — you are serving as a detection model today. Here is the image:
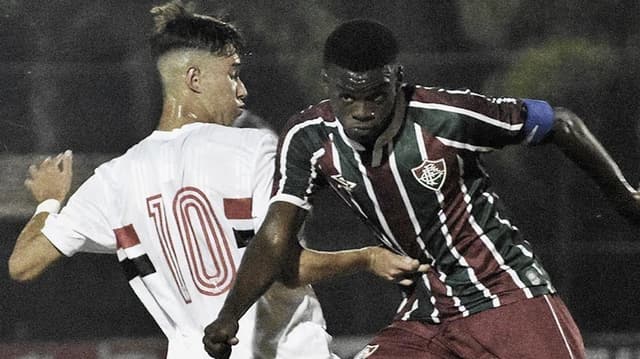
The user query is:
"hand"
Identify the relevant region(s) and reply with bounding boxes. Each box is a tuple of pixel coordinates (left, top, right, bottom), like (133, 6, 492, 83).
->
(621, 185, 640, 226)
(25, 150, 73, 203)
(366, 246, 430, 286)
(203, 317, 240, 359)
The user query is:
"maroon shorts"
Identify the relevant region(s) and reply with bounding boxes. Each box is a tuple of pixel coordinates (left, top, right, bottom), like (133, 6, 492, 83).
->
(355, 294, 585, 359)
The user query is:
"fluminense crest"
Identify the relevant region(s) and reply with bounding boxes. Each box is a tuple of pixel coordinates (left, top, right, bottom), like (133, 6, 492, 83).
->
(411, 158, 446, 191)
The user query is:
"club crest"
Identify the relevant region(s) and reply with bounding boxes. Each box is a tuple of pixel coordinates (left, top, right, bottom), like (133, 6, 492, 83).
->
(412, 158, 446, 191)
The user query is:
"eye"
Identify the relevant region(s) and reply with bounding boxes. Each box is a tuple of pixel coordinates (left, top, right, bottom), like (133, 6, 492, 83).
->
(229, 71, 240, 80)
(370, 93, 387, 104)
(340, 94, 354, 103)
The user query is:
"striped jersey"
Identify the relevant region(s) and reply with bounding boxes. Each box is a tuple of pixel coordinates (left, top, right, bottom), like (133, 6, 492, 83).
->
(271, 85, 557, 324)
(42, 122, 335, 358)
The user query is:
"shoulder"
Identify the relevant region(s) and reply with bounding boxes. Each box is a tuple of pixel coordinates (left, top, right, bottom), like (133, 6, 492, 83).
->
(408, 84, 522, 117)
(282, 100, 335, 133)
(183, 123, 277, 152)
(409, 85, 489, 106)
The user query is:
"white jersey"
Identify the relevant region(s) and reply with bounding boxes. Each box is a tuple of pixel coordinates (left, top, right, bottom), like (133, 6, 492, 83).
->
(42, 122, 336, 359)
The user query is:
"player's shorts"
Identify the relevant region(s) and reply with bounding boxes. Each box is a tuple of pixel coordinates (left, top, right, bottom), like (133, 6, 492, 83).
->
(354, 294, 585, 359)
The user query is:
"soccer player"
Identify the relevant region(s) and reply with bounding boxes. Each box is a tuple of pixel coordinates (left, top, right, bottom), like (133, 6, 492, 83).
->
(203, 19, 640, 359)
(8, 6, 425, 359)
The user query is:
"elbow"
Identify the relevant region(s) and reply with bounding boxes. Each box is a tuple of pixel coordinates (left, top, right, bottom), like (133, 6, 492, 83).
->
(280, 277, 303, 289)
(279, 266, 306, 288)
(8, 256, 38, 282)
(551, 108, 588, 142)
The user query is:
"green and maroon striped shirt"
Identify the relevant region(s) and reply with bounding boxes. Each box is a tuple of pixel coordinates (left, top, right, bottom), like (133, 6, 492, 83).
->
(271, 85, 557, 324)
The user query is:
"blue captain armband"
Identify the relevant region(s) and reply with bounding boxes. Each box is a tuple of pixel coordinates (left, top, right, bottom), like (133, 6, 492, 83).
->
(522, 99, 555, 144)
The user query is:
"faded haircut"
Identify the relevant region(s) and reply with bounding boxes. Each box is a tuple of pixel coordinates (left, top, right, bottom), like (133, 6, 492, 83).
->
(149, 0, 244, 59)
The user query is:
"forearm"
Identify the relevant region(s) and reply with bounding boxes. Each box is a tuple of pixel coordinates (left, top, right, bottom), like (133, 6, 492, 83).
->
(550, 109, 639, 220)
(9, 213, 63, 281)
(292, 247, 372, 286)
(217, 202, 306, 321)
(218, 235, 285, 321)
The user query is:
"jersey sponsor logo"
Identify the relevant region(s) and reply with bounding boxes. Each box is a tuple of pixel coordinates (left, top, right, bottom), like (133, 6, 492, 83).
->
(330, 174, 357, 192)
(411, 158, 447, 191)
(354, 344, 380, 359)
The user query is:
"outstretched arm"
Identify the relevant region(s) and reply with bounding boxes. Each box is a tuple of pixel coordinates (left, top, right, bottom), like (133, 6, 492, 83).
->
(9, 151, 73, 281)
(202, 202, 308, 358)
(202, 201, 426, 358)
(548, 108, 640, 224)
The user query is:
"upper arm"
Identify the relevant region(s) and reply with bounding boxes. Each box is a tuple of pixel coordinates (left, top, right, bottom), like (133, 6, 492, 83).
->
(254, 201, 308, 284)
(270, 126, 321, 210)
(251, 132, 277, 229)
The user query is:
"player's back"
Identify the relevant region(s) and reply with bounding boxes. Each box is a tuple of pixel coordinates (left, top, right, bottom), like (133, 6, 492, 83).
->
(102, 123, 272, 357)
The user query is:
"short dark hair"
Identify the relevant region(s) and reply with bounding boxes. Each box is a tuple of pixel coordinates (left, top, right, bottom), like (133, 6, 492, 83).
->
(149, 1, 244, 58)
(323, 19, 399, 72)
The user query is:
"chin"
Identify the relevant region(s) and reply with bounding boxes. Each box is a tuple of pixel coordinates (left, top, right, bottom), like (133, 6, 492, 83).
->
(346, 132, 375, 146)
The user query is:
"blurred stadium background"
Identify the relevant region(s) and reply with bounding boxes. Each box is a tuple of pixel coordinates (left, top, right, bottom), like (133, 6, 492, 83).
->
(1, 1, 639, 358)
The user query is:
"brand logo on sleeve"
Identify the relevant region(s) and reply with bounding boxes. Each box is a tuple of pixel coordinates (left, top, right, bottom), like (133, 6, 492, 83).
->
(354, 344, 380, 359)
(330, 174, 357, 192)
(412, 158, 446, 191)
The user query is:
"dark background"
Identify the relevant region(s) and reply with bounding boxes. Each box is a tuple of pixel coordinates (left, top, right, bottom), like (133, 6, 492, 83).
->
(1, 0, 639, 345)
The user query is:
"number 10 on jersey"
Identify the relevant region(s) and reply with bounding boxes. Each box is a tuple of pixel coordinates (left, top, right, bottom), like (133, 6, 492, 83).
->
(147, 187, 237, 303)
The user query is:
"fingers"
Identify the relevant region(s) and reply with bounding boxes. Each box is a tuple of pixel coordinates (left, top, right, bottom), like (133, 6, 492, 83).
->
(397, 278, 415, 286)
(202, 336, 237, 358)
(30, 150, 72, 173)
(61, 150, 73, 175)
(417, 264, 430, 273)
(395, 263, 430, 286)
(41, 156, 52, 166)
(203, 342, 231, 359)
(28, 164, 37, 177)
(202, 319, 239, 359)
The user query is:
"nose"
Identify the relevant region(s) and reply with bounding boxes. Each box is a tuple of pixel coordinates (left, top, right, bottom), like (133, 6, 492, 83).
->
(237, 78, 248, 100)
(352, 102, 375, 122)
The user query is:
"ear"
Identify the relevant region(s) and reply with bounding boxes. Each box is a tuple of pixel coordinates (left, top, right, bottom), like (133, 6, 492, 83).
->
(186, 66, 202, 93)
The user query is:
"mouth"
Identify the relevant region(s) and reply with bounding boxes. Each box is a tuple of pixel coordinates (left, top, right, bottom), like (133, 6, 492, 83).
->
(350, 125, 375, 132)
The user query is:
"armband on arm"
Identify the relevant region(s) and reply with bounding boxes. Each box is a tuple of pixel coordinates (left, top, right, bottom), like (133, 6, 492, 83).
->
(522, 99, 555, 144)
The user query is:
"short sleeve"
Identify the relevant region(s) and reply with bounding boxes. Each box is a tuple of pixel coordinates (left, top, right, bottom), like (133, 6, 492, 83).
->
(41, 173, 117, 256)
(270, 126, 319, 211)
(251, 131, 278, 229)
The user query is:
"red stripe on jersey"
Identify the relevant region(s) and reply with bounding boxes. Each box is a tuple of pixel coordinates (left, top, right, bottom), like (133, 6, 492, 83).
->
(426, 270, 461, 318)
(114, 224, 141, 249)
(319, 139, 337, 175)
(422, 132, 525, 299)
(223, 198, 253, 219)
(366, 156, 428, 262)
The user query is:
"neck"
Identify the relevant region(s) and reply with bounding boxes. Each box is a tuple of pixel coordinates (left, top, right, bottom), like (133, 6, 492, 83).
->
(156, 97, 203, 131)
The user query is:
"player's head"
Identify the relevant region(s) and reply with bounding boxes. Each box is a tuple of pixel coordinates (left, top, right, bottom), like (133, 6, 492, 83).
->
(322, 19, 403, 147)
(150, 1, 247, 126)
